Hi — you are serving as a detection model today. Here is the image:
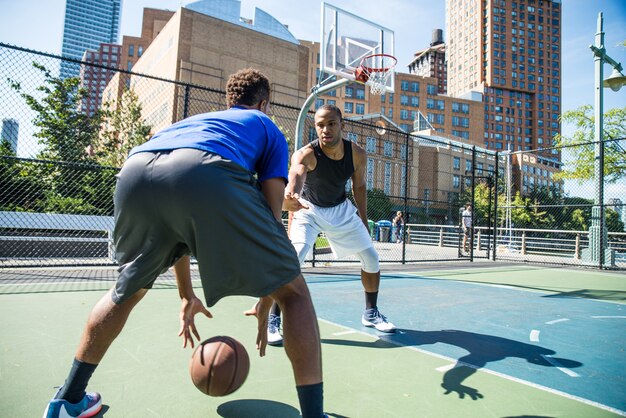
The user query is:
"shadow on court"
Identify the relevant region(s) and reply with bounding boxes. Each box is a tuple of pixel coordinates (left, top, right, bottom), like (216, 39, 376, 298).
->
(322, 328, 582, 401)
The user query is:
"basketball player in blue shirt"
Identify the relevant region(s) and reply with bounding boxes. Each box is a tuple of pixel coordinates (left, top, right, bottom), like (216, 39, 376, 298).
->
(269, 104, 396, 345)
(43, 69, 325, 418)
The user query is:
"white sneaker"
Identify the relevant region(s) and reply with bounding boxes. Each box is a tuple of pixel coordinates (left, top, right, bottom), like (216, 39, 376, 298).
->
(267, 313, 283, 346)
(361, 308, 396, 333)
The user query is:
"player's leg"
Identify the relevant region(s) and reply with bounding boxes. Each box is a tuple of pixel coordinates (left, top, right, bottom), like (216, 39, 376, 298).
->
(269, 274, 323, 418)
(44, 152, 177, 418)
(356, 247, 396, 333)
(268, 212, 319, 345)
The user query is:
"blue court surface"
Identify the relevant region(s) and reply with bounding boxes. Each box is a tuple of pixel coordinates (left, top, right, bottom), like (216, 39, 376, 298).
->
(304, 266, 626, 415)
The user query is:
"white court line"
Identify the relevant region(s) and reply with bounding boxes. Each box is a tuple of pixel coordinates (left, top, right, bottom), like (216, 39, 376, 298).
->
(332, 330, 357, 336)
(529, 330, 540, 342)
(540, 355, 580, 378)
(317, 318, 625, 416)
(546, 318, 570, 325)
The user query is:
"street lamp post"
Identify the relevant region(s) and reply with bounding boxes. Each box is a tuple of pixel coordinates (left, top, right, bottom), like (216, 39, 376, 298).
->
(584, 12, 626, 268)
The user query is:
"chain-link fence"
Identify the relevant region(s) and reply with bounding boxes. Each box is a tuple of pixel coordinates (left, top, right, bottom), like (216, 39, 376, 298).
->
(1, 43, 624, 271)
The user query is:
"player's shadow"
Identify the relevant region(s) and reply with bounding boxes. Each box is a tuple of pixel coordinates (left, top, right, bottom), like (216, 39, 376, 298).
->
(322, 328, 582, 401)
(217, 399, 300, 417)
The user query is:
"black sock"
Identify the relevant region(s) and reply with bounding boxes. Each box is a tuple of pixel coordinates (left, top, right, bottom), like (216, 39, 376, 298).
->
(270, 303, 281, 317)
(296, 382, 324, 418)
(365, 291, 379, 310)
(56, 358, 98, 404)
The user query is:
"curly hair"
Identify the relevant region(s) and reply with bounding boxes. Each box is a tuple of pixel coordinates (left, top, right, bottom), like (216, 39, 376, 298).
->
(226, 68, 270, 108)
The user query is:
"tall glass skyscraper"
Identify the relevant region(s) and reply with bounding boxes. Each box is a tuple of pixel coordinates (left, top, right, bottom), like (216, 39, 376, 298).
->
(60, 0, 122, 78)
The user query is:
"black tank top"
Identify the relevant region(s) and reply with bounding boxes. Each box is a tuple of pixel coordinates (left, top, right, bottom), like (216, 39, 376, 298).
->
(301, 139, 355, 207)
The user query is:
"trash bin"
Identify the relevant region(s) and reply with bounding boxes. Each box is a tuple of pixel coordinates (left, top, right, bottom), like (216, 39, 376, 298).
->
(376, 220, 392, 242)
(367, 220, 375, 239)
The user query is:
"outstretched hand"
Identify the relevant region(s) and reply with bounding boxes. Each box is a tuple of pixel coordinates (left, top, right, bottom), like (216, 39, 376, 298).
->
(243, 296, 274, 357)
(283, 192, 309, 212)
(178, 296, 212, 349)
(441, 382, 484, 400)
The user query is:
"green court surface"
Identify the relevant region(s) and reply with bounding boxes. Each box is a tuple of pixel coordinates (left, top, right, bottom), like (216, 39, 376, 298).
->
(0, 264, 624, 417)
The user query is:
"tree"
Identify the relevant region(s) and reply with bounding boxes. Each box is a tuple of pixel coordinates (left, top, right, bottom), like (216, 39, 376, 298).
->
(7, 63, 116, 215)
(555, 105, 626, 183)
(95, 89, 152, 167)
(8, 63, 101, 162)
(362, 188, 394, 222)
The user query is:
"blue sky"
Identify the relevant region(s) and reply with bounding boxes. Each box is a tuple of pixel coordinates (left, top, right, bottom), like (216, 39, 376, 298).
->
(1, 0, 625, 198)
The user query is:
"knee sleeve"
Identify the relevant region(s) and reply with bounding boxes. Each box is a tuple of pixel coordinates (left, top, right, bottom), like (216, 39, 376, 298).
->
(292, 242, 312, 265)
(356, 246, 379, 273)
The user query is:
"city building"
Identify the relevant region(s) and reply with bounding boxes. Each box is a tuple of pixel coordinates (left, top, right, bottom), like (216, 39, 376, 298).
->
(303, 41, 484, 144)
(60, 0, 122, 79)
(408, 29, 447, 95)
(445, 0, 562, 158)
(107, 1, 309, 133)
(101, 8, 175, 109)
(79, 43, 121, 115)
(1, 119, 19, 154)
(120, 8, 176, 75)
(510, 152, 563, 195)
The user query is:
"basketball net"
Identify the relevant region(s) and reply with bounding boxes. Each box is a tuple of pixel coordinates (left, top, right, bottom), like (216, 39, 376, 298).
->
(355, 54, 397, 95)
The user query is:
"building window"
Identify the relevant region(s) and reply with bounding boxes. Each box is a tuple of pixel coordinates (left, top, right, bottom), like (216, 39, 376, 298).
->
(315, 98, 324, 109)
(367, 158, 374, 190)
(401, 80, 409, 91)
(366, 137, 376, 153)
(453, 157, 461, 170)
(384, 162, 391, 194)
(345, 87, 354, 98)
(356, 103, 365, 114)
(137, 46, 144, 57)
(348, 132, 358, 143)
(128, 45, 134, 56)
(344, 102, 353, 113)
(383, 141, 393, 157)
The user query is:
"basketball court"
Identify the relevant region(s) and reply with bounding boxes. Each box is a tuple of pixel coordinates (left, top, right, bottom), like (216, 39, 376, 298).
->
(0, 262, 624, 417)
(1, 2, 624, 417)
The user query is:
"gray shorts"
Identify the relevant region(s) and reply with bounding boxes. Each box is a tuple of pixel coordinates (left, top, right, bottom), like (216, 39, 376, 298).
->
(112, 148, 300, 306)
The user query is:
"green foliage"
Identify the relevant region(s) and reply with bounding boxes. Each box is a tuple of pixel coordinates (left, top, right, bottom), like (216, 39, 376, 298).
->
(555, 105, 626, 183)
(8, 62, 102, 162)
(364, 188, 395, 222)
(95, 89, 152, 167)
(4, 63, 117, 215)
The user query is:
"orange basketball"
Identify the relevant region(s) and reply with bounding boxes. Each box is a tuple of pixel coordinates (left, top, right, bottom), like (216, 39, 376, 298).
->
(189, 336, 250, 396)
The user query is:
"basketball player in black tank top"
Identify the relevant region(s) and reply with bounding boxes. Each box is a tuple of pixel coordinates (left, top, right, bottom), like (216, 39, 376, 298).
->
(267, 104, 396, 346)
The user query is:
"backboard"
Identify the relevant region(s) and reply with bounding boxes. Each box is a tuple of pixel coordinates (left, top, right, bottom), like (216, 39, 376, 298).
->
(320, 1, 395, 93)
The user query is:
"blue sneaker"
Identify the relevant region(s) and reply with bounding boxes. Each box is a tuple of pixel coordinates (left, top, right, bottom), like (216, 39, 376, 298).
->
(267, 313, 283, 346)
(362, 308, 396, 333)
(43, 392, 102, 418)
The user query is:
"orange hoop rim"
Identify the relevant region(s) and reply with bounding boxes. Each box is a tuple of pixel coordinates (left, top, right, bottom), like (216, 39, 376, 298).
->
(359, 53, 398, 73)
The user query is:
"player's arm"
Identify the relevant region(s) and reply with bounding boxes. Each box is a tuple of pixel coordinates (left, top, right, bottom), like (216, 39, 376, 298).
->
(351, 143, 369, 229)
(260, 177, 287, 221)
(173, 255, 212, 349)
(283, 146, 315, 212)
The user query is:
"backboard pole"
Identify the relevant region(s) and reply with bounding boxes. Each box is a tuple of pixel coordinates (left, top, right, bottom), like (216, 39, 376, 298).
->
(295, 77, 351, 150)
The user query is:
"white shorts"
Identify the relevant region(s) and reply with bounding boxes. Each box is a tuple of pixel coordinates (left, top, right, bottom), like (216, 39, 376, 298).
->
(290, 199, 374, 259)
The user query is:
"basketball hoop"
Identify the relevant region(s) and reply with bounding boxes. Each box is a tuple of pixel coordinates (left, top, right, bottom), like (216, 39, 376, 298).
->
(355, 53, 397, 95)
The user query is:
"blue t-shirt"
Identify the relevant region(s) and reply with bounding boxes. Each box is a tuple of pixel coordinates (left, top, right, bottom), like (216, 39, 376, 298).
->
(130, 106, 289, 183)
